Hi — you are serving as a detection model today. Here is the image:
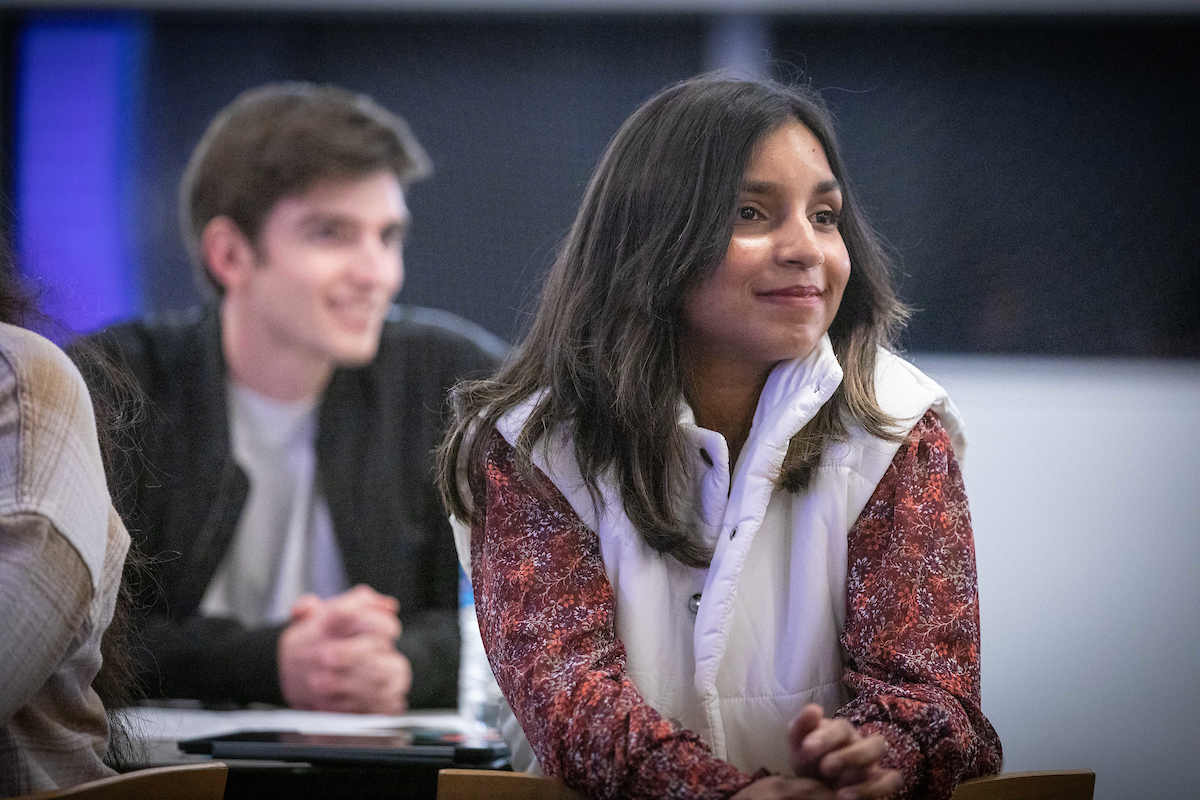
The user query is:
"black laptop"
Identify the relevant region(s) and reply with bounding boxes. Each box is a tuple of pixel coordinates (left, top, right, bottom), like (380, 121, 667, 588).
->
(178, 727, 510, 769)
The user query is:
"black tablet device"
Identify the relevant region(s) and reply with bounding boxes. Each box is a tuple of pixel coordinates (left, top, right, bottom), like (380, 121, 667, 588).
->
(178, 728, 510, 768)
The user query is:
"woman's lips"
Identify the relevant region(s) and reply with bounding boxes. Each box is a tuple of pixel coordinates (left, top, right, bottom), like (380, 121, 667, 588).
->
(755, 285, 823, 305)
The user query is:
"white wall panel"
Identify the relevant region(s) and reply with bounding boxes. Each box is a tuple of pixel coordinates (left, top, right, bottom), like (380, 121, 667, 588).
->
(913, 354, 1200, 800)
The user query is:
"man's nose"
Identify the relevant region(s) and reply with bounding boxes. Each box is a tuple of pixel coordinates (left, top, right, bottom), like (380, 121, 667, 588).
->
(352, 238, 403, 290)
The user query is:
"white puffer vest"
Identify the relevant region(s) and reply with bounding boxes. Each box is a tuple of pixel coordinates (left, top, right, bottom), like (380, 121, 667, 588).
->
(456, 335, 965, 775)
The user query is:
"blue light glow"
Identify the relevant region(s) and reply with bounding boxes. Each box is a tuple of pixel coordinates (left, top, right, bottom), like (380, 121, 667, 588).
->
(15, 14, 147, 336)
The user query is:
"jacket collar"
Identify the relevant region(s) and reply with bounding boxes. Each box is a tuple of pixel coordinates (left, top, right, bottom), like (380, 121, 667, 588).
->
(192, 305, 232, 465)
(192, 303, 364, 480)
(676, 334, 844, 475)
(195, 304, 375, 542)
(165, 306, 246, 607)
(681, 335, 843, 539)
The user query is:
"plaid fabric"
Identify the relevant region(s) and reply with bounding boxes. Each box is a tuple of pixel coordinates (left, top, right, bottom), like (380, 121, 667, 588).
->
(0, 323, 130, 796)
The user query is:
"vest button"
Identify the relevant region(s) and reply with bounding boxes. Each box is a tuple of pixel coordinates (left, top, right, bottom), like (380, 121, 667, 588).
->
(730, 527, 737, 540)
(699, 448, 713, 467)
(688, 593, 701, 614)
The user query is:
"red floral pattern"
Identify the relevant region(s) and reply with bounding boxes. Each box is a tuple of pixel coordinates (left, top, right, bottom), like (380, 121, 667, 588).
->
(838, 412, 1003, 799)
(470, 440, 757, 800)
(470, 411, 1001, 799)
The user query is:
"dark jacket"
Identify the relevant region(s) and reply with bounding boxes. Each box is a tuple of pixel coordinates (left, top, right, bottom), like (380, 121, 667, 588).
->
(83, 304, 505, 708)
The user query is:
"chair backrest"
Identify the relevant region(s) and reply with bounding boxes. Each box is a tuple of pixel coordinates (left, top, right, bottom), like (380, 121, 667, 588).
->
(15, 763, 228, 800)
(951, 770, 1095, 800)
(437, 769, 584, 800)
(439, 768, 1095, 800)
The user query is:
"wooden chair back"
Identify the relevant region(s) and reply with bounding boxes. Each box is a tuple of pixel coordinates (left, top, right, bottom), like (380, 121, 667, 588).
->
(439, 767, 1095, 800)
(437, 769, 584, 800)
(951, 770, 1096, 800)
(14, 763, 228, 800)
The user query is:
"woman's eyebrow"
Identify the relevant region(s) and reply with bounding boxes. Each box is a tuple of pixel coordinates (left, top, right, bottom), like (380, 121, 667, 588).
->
(740, 178, 842, 195)
(741, 180, 776, 195)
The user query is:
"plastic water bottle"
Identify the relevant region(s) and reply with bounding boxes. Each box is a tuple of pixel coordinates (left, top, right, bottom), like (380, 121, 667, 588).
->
(458, 568, 503, 729)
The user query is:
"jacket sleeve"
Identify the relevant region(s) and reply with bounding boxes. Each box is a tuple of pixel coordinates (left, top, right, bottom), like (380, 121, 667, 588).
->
(134, 612, 286, 705)
(471, 434, 757, 800)
(394, 609, 459, 709)
(837, 411, 1003, 799)
(388, 312, 506, 710)
(71, 320, 289, 706)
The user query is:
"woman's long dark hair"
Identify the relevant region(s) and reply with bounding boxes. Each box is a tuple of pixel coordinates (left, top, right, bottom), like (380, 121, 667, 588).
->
(0, 235, 143, 767)
(438, 76, 909, 568)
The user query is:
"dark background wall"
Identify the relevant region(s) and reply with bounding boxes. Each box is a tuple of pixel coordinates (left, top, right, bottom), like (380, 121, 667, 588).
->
(6, 11, 1200, 355)
(139, 13, 708, 345)
(775, 17, 1200, 357)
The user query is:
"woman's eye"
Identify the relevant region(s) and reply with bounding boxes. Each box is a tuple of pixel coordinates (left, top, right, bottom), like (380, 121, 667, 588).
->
(812, 209, 841, 226)
(737, 206, 763, 221)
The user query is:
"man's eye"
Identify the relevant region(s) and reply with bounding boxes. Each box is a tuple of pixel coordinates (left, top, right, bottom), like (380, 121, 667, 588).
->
(310, 223, 351, 243)
(737, 206, 762, 221)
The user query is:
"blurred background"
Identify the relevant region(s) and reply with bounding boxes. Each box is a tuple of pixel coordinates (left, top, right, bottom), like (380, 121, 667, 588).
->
(0, 1, 1196, 798)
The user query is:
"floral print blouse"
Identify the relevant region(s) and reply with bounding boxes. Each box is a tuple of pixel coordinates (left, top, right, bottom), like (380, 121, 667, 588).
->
(469, 411, 1002, 799)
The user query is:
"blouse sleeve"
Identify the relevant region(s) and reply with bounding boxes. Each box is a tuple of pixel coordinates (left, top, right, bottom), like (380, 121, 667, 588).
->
(0, 513, 93, 722)
(470, 433, 758, 800)
(838, 411, 1003, 799)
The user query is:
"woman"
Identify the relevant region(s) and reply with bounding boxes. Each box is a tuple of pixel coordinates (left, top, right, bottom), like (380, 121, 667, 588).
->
(438, 76, 1002, 800)
(0, 247, 135, 796)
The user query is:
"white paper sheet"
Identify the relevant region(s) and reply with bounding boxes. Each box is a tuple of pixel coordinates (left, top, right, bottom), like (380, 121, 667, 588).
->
(119, 704, 481, 743)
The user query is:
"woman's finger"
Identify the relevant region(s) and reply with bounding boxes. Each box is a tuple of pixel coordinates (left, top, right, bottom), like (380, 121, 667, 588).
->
(732, 775, 838, 800)
(788, 705, 830, 776)
(788, 704, 826, 752)
(820, 733, 889, 779)
(835, 768, 904, 800)
(797, 718, 858, 769)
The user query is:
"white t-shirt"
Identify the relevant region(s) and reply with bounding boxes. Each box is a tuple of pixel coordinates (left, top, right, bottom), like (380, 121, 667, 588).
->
(200, 382, 347, 627)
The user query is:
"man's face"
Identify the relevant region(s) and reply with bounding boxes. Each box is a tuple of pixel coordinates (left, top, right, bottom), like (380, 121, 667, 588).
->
(239, 170, 408, 368)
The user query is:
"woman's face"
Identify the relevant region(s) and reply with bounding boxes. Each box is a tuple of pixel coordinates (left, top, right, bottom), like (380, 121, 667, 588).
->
(683, 120, 850, 377)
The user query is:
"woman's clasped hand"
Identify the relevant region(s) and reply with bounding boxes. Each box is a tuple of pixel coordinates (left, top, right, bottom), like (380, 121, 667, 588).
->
(733, 705, 902, 800)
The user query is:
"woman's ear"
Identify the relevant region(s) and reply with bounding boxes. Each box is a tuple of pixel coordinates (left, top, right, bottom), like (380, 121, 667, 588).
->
(200, 216, 256, 294)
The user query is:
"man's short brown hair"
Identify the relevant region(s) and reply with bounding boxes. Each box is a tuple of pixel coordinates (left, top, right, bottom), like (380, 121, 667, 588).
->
(181, 82, 432, 295)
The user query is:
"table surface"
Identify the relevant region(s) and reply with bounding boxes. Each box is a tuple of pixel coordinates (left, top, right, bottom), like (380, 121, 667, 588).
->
(119, 704, 502, 800)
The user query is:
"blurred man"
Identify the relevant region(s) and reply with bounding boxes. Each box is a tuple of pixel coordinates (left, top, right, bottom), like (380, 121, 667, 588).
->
(85, 84, 504, 712)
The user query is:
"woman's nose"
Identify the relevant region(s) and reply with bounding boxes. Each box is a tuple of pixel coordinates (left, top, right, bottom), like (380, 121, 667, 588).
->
(775, 214, 824, 269)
